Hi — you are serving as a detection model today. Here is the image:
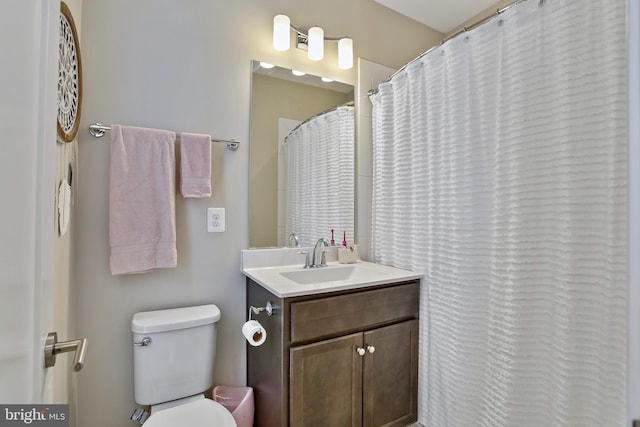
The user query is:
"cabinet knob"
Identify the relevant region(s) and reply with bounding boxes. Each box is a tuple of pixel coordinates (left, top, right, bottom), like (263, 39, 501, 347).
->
(367, 345, 375, 354)
(356, 347, 366, 356)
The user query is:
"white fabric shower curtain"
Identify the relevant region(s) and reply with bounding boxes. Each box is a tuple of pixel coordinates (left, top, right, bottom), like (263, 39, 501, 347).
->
(282, 105, 355, 247)
(370, 1, 628, 426)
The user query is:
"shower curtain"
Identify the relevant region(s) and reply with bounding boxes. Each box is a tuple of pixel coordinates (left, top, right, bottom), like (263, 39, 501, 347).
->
(370, 0, 628, 425)
(282, 104, 354, 247)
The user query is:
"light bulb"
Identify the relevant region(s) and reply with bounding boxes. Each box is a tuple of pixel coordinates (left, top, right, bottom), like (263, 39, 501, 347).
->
(291, 70, 306, 76)
(273, 15, 290, 51)
(308, 26, 324, 61)
(259, 62, 275, 69)
(338, 37, 353, 70)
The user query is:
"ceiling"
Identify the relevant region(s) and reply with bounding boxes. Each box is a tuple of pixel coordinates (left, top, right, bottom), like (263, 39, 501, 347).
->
(372, 0, 501, 33)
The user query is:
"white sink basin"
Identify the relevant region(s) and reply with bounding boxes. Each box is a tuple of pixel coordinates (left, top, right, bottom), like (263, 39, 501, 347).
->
(242, 259, 422, 297)
(280, 265, 356, 285)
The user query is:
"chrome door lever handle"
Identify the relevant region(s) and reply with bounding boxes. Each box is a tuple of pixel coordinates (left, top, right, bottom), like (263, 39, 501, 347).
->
(44, 332, 87, 372)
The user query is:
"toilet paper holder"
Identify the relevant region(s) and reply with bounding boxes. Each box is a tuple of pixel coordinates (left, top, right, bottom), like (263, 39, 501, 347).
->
(248, 301, 276, 320)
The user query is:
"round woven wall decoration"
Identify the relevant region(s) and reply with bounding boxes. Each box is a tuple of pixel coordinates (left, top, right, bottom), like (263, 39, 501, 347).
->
(57, 2, 83, 143)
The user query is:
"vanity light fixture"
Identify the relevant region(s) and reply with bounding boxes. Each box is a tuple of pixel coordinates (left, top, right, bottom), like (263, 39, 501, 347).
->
(259, 61, 275, 69)
(273, 15, 290, 51)
(272, 14, 353, 70)
(291, 70, 306, 76)
(321, 77, 334, 83)
(307, 26, 324, 61)
(338, 37, 353, 70)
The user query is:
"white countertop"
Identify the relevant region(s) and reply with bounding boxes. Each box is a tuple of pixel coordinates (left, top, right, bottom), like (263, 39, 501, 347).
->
(242, 260, 422, 298)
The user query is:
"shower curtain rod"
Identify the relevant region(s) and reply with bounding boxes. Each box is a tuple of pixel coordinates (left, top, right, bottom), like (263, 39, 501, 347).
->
(285, 101, 355, 138)
(88, 123, 240, 151)
(368, 0, 534, 96)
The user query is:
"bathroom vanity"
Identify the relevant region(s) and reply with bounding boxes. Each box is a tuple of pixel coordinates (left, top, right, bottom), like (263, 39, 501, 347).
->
(243, 255, 421, 427)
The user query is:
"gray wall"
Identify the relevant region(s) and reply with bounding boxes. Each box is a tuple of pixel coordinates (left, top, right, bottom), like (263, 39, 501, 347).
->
(74, 1, 441, 426)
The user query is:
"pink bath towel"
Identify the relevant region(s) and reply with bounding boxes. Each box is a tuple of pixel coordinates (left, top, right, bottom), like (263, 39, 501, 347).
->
(109, 125, 177, 275)
(180, 132, 212, 198)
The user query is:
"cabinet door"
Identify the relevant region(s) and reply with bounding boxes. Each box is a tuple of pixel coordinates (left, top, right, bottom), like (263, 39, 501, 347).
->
(363, 320, 418, 427)
(290, 333, 364, 427)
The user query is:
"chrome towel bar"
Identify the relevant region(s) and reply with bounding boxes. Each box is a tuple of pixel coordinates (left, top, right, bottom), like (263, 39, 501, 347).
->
(88, 123, 240, 151)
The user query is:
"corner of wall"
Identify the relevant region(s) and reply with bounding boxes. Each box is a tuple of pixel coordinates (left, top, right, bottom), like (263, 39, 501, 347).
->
(355, 58, 395, 261)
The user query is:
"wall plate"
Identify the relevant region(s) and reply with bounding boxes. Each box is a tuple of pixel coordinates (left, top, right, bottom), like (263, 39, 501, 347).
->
(207, 208, 225, 232)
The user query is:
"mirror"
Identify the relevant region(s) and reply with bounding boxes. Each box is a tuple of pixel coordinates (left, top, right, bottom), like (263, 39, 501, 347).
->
(249, 60, 355, 248)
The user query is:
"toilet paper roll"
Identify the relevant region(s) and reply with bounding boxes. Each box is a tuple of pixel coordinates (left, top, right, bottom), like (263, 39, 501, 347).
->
(242, 320, 267, 346)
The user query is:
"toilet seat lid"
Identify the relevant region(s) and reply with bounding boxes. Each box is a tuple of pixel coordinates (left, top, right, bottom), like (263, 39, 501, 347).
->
(143, 398, 236, 427)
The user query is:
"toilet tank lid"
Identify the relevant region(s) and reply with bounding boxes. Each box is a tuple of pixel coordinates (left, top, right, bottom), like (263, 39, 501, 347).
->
(132, 304, 221, 334)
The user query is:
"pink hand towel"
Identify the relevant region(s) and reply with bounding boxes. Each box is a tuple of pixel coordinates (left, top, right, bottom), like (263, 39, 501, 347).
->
(109, 125, 177, 275)
(180, 132, 212, 198)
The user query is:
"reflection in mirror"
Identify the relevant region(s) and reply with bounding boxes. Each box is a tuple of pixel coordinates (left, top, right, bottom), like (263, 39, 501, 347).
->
(282, 102, 354, 248)
(249, 60, 355, 248)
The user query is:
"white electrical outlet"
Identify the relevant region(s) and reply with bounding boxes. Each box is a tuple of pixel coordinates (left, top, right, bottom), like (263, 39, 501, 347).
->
(207, 207, 225, 232)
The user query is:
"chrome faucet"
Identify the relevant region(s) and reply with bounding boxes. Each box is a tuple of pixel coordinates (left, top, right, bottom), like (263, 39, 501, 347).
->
(298, 250, 311, 269)
(311, 238, 330, 268)
(288, 233, 300, 248)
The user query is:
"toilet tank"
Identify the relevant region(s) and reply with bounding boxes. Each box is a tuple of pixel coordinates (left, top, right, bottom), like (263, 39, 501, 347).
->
(131, 304, 221, 406)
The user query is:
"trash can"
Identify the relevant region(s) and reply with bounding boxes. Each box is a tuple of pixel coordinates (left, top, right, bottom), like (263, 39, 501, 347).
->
(213, 385, 254, 427)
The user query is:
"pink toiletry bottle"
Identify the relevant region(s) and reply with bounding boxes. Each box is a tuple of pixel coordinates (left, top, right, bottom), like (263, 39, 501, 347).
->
(342, 231, 347, 247)
(331, 229, 335, 246)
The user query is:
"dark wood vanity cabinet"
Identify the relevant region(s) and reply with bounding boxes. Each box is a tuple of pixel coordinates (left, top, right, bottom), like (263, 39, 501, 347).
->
(247, 279, 420, 427)
(290, 320, 418, 427)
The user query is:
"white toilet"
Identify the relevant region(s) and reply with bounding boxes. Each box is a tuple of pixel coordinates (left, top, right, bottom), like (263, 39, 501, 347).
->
(131, 304, 236, 426)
